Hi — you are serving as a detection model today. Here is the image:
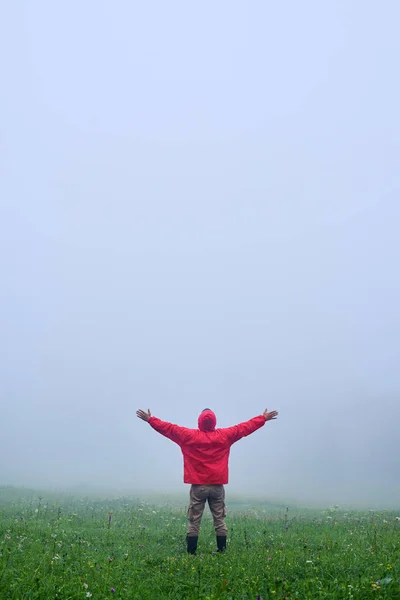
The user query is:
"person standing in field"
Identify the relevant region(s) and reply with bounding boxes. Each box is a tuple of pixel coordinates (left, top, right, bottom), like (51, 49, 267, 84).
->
(136, 407, 278, 555)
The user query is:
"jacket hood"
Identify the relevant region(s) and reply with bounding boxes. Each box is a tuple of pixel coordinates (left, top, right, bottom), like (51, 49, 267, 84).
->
(198, 409, 217, 432)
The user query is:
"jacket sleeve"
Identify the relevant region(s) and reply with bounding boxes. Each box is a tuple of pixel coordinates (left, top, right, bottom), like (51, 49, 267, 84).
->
(148, 416, 194, 446)
(223, 415, 267, 445)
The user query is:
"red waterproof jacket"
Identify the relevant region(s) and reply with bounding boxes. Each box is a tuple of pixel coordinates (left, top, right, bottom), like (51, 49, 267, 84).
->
(149, 410, 266, 484)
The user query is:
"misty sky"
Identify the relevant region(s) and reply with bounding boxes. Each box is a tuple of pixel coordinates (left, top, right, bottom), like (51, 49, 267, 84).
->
(1, 1, 400, 508)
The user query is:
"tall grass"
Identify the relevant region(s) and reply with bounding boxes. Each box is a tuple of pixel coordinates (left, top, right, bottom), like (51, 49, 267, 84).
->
(0, 487, 399, 599)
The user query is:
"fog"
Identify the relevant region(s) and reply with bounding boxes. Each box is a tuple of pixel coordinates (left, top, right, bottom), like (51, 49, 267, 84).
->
(1, 1, 400, 509)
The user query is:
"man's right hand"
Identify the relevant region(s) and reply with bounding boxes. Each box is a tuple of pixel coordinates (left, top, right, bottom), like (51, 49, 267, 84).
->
(136, 409, 152, 422)
(263, 409, 278, 421)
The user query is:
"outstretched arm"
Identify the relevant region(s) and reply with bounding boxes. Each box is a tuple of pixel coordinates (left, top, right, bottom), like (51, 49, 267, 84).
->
(225, 408, 278, 445)
(136, 408, 194, 446)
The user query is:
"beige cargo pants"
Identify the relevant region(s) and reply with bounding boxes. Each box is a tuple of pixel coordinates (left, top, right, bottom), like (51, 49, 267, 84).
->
(187, 484, 227, 536)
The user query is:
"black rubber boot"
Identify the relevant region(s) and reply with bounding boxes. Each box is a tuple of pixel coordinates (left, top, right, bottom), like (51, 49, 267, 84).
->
(186, 535, 198, 555)
(216, 535, 226, 552)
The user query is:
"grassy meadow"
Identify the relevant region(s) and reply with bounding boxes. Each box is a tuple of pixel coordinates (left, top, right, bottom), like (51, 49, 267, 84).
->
(0, 487, 399, 599)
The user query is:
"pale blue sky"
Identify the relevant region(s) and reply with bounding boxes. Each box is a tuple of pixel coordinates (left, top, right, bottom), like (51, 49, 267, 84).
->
(1, 1, 399, 506)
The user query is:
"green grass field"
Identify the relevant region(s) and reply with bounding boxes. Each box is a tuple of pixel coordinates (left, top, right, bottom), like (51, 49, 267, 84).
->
(0, 487, 399, 599)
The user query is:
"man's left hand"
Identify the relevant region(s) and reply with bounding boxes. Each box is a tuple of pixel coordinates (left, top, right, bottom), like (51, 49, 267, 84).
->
(137, 409, 152, 422)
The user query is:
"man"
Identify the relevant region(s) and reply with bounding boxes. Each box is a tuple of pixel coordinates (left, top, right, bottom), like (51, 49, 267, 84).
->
(136, 407, 278, 555)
